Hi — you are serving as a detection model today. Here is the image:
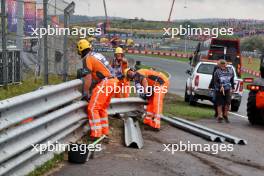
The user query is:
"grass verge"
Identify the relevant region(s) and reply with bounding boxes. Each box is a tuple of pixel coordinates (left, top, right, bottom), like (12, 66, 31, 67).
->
(164, 93, 214, 121)
(103, 51, 189, 63)
(27, 154, 64, 176)
(127, 53, 189, 63)
(136, 64, 170, 77)
(0, 74, 73, 100)
(242, 57, 260, 72)
(241, 72, 258, 79)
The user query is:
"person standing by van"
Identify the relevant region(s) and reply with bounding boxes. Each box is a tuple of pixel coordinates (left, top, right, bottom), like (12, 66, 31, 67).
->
(213, 60, 235, 123)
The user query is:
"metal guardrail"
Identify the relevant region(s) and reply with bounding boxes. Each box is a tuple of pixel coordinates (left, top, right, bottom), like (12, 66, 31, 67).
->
(161, 115, 247, 145)
(161, 115, 225, 142)
(108, 97, 145, 115)
(171, 116, 247, 145)
(0, 79, 145, 176)
(0, 79, 82, 130)
(124, 117, 144, 149)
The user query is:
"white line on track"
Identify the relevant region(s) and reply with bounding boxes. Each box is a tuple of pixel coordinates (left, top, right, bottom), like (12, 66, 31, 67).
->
(229, 112, 248, 119)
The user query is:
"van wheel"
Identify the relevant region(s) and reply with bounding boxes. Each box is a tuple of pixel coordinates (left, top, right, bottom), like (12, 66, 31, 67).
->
(189, 94, 197, 106)
(231, 100, 240, 112)
(184, 86, 190, 102)
(247, 91, 262, 125)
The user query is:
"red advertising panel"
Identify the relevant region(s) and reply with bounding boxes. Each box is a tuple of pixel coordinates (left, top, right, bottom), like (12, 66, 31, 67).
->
(36, 8, 43, 27)
(7, 0, 17, 32)
(24, 0, 36, 35)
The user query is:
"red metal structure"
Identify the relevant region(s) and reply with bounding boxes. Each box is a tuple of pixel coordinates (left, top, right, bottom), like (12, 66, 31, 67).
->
(103, 0, 110, 30)
(192, 38, 242, 77)
(167, 0, 176, 23)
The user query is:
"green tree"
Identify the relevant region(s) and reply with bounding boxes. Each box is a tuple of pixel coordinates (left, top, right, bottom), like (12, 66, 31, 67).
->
(241, 36, 264, 52)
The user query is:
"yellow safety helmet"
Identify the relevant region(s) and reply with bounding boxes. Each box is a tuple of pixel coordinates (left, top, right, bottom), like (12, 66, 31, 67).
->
(115, 47, 124, 54)
(77, 39, 92, 55)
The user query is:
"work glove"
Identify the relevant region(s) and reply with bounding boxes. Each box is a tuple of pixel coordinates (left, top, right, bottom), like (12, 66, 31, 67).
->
(81, 93, 90, 102)
(76, 68, 83, 79)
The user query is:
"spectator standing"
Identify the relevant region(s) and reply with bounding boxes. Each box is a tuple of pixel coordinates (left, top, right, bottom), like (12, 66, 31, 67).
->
(213, 60, 235, 123)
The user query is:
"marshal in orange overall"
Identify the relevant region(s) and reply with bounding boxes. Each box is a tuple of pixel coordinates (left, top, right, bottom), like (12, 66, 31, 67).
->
(125, 68, 170, 129)
(77, 39, 118, 138)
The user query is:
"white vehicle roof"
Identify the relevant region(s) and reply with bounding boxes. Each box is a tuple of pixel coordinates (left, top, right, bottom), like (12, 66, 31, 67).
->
(195, 61, 238, 78)
(196, 61, 235, 68)
(197, 61, 233, 65)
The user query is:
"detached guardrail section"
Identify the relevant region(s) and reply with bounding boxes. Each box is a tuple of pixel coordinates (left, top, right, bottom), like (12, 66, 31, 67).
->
(0, 79, 146, 176)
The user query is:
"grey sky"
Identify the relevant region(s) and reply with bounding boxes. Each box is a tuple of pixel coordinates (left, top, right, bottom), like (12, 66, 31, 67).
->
(67, 0, 264, 20)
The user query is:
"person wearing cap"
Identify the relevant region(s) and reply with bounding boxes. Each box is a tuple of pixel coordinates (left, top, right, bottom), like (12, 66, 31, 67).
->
(209, 62, 220, 118)
(213, 59, 235, 123)
(111, 47, 130, 98)
(76, 39, 118, 139)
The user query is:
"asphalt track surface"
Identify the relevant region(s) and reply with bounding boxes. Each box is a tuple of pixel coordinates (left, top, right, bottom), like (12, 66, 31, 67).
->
(52, 55, 264, 176)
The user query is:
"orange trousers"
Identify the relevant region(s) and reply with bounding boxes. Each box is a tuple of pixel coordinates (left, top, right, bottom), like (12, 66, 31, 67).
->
(143, 83, 169, 129)
(87, 78, 118, 138)
(114, 79, 130, 98)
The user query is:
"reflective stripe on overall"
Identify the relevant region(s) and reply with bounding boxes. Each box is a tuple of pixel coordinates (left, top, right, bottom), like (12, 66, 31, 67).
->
(143, 71, 169, 129)
(87, 78, 118, 138)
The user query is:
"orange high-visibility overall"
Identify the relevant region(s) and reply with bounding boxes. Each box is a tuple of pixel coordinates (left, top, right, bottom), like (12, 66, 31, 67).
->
(136, 69, 170, 129)
(83, 52, 118, 138)
(111, 58, 130, 98)
(114, 78, 130, 98)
